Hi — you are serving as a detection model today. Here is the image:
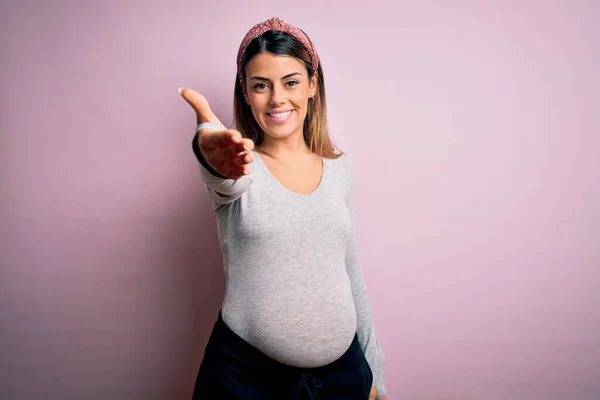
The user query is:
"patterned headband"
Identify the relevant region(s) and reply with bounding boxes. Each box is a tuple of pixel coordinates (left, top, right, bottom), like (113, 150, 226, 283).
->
(236, 17, 319, 79)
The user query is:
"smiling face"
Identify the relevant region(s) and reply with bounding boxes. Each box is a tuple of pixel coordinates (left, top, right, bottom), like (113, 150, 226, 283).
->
(242, 52, 317, 143)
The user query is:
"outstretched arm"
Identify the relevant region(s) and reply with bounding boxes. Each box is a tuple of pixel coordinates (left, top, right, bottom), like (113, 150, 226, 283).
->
(179, 87, 255, 204)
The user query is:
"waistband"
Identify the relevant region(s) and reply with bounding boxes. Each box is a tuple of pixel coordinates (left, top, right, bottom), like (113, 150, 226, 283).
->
(212, 311, 362, 373)
(209, 312, 363, 399)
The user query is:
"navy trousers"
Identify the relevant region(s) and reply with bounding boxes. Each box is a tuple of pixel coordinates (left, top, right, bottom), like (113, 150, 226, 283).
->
(192, 313, 373, 399)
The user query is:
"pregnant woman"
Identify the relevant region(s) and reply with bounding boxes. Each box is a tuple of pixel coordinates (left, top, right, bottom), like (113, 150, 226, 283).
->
(180, 17, 387, 400)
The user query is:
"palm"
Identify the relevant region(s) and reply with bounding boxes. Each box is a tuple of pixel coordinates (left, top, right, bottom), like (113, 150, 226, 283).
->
(179, 88, 255, 179)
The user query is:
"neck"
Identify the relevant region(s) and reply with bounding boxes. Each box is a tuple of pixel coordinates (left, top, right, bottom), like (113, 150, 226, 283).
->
(258, 130, 311, 159)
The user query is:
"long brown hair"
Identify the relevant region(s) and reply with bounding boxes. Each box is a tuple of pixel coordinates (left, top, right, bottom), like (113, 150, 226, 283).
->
(233, 30, 342, 159)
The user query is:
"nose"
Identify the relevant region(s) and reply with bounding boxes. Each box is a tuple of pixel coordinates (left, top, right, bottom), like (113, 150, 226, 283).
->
(269, 85, 285, 106)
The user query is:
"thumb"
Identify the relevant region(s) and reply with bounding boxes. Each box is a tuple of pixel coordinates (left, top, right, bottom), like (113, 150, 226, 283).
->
(178, 87, 223, 126)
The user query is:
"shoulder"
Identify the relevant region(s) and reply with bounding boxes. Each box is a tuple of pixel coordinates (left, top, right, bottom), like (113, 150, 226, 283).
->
(325, 152, 354, 175)
(324, 153, 356, 198)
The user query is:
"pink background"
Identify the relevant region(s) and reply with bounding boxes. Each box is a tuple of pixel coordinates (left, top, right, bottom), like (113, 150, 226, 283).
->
(1, 0, 599, 399)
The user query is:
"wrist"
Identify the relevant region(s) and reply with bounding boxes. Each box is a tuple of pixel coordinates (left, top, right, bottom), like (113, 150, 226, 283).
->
(191, 132, 227, 179)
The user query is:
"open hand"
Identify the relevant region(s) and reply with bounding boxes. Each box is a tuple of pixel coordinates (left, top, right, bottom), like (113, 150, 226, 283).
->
(179, 87, 255, 179)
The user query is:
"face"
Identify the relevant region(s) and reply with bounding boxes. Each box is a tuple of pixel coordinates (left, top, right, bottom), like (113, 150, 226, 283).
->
(242, 52, 317, 142)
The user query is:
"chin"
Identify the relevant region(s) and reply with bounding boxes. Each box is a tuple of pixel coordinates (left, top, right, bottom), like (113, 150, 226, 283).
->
(263, 126, 298, 139)
(259, 119, 303, 140)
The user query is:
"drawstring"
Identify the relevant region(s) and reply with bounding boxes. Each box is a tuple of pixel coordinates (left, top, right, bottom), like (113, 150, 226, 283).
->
(294, 373, 323, 400)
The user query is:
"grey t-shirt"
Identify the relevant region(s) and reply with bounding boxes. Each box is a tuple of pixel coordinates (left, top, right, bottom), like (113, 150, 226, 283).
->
(196, 144, 386, 397)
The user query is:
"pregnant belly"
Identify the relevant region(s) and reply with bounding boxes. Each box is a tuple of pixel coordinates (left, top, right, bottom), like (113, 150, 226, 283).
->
(222, 275, 358, 368)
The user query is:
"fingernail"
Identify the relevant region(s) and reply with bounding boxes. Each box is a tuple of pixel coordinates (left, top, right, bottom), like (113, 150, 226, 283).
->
(178, 87, 184, 95)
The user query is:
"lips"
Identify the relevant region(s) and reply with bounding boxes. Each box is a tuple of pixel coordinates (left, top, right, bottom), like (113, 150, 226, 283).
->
(266, 110, 293, 123)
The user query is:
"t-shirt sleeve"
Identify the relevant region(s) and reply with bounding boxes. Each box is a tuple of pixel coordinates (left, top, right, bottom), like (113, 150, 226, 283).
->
(191, 131, 253, 205)
(343, 158, 387, 399)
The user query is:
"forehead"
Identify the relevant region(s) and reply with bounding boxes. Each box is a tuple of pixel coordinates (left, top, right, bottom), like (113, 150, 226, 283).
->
(245, 52, 306, 76)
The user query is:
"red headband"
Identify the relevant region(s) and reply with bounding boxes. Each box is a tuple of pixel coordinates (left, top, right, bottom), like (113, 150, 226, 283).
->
(236, 17, 319, 79)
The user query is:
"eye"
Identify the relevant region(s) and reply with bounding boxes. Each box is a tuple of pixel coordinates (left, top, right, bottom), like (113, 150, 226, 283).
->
(253, 83, 269, 91)
(286, 80, 299, 87)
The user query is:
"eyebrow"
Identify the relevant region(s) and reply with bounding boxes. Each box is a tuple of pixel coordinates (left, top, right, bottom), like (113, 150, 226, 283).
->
(250, 72, 302, 81)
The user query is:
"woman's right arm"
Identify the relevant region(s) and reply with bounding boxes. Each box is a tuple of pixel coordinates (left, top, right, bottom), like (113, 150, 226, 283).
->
(180, 87, 255, 205)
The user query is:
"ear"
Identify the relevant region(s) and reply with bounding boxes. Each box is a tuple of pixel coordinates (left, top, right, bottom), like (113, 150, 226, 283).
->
(309, 73, 318, 98)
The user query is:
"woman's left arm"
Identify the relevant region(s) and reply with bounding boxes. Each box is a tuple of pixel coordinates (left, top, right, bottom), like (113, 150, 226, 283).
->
(344, 159, 387, 400)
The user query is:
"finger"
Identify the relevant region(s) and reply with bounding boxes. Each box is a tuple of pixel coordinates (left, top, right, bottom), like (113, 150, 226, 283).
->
(214, 129, 242, 147)
(240, 138, 255, 152)
(223, 130, 243, 147)
(217, 140, 250, 160)
(214, 147, 244, 165)
(229, 168, 244, 180)
(199, 130, 239, 151)
(178, 87, 223, 125)
(231, 150, 254, 167)
(233, 141, 251, 156)
(228, 165, 250, 180)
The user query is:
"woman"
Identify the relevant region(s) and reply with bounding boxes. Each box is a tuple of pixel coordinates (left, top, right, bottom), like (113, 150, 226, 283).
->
(179, 17, 387, 400)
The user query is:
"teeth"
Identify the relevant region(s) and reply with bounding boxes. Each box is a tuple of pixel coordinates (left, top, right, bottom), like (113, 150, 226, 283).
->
(269, 111, 291, 118)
